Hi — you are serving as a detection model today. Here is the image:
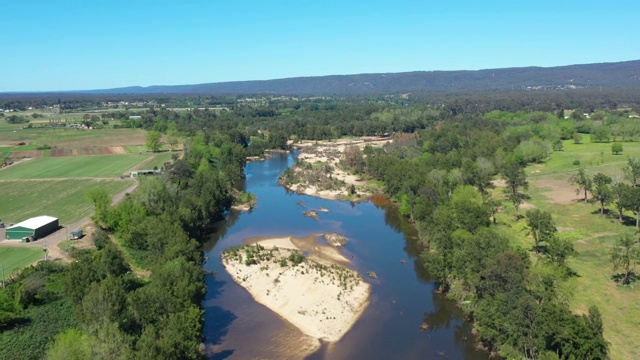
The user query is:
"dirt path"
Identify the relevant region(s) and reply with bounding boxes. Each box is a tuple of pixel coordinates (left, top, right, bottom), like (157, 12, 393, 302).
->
(0, 179, 138, 262)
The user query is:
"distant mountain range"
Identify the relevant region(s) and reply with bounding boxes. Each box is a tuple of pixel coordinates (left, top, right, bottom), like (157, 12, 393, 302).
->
(82, 60, 640, 95)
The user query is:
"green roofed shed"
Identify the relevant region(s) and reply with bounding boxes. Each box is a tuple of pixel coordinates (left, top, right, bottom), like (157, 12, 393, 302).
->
(5, 216, 59, 240)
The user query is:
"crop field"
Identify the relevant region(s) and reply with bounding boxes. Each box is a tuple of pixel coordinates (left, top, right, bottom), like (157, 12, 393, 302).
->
(494, 139, 640, 360)
(0, 127, 148, 148)
(0, 179, 133, 224)
(0, 154, 152, 179)
(129, 152, 174, 170)
(0, 247, 44, 278)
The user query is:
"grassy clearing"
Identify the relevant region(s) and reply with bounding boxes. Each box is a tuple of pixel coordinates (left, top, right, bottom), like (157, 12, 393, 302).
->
(0, 154, 152, 179)
(0, 247, 44, 277)
(494, 141, 640, 360)
(0, 179, 132, 224)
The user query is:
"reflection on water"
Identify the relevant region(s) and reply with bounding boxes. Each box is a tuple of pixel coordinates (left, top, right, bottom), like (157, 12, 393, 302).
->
(203, 152, 488, 360)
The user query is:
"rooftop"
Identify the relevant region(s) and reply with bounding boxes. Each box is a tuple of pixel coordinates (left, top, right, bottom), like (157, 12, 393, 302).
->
(7, 215, 58, 230)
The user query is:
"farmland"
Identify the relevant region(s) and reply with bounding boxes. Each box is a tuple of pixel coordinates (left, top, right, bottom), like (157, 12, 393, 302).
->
(0, 247, 44, 277)
(0, 154, 152, 179)
(0, 179, 133, 224)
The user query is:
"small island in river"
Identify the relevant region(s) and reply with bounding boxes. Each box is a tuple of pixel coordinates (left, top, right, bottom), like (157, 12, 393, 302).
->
(221, 235, 370, 342)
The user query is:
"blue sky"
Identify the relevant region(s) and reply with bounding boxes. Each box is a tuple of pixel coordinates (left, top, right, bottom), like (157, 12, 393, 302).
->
(1, 0, 638, 91)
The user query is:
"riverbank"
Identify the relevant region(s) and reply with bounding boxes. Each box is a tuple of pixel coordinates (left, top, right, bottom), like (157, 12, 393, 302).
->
(280, 137, 389, 201)
(221, 235, 370, 343)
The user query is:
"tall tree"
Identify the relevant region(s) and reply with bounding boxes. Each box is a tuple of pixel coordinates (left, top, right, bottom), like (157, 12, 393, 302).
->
(623, 157, 640, 187)
(570, 168, 591, 202)
(86, 187, 111, 226)
(591, 173, 613, 215)
(622, 186, 640, 229)
(611, 180, 629, 222)
(525, 209, 557, 253)
(502, 158, 528, 217)
(146, 131, 163, 152)
(610, 234, 640, 284)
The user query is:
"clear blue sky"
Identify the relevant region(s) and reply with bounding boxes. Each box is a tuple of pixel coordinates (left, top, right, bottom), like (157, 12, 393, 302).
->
(2, 0, 638, 91)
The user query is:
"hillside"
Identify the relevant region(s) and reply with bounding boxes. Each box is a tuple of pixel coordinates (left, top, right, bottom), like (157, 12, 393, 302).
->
(81, 60, 640, 95)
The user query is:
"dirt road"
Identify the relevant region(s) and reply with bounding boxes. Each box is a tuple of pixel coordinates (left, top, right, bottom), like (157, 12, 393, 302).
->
(0, 179, 139, 262)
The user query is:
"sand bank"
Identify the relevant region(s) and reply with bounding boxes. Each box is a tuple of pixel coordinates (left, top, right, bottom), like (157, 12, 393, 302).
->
(221, 235, 370, 342)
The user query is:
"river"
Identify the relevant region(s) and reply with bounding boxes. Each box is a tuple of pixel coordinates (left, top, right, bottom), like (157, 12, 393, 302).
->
(202, 152, 489, 359)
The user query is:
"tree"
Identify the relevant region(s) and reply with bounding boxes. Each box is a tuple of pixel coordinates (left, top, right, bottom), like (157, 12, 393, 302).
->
(86, 188, 111, 226)
(591, 173, 612, 215)
(525, 209, 557, 253)
(621, 186, 640, 229)
(570, 168, 591, 202)
(611, 181, 630, 222)
(547, 235, 575, 267)
(610, 234, 640, 284)
(611, 142, 623, 155)
(502, 158, 528, 217)
(46, 328, 92, 360)
(623, 157, 640, 187)
(572, 133, 583, 144)
(146, 131, 163, 152)
(342, 145, 365, 173)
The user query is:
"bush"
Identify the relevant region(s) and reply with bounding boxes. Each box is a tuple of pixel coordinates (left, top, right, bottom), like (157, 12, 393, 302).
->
(611, 142, 623, 155)
(92, 228, 110, 250)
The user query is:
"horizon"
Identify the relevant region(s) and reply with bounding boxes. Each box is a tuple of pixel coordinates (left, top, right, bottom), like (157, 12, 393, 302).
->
(3, 0, 640, 92)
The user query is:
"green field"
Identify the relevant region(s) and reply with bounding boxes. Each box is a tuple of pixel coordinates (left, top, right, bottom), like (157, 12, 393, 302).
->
(0, 154, 152, 179)
(0, 125, 148, 148)
(132, 152, 174, 170)
(0, 179, 133, 224)
(0, 247, 44, 277)
(494, 139, 640, 360)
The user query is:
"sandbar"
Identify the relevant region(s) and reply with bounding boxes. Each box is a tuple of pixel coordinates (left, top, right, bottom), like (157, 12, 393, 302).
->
(221, 235, 370, 342)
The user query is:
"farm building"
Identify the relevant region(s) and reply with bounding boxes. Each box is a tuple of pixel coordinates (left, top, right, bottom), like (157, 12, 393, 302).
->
(5, 216, 59, 240)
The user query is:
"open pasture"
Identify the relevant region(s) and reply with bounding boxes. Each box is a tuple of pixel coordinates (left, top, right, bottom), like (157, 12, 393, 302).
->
(0, 179, 133, 224)
(0, 248, 44, 278)
(528, 139, 640, 179)
(493, 139, 640, 360)
(0, 154, 151, 179)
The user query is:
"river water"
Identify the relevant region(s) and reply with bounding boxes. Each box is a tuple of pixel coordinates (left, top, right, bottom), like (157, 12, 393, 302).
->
(202, 152, 488, 360)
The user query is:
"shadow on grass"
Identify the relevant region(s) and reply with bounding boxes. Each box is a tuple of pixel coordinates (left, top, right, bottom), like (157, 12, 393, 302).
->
(611, 272, 639, 285)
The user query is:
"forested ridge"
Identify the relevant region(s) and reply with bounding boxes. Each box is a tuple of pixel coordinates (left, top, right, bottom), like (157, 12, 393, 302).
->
(38, 59, 640, 95)
(3, 89, 640, 359)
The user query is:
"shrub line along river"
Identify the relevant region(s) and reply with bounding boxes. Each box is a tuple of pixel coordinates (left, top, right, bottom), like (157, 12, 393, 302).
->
(202, 152, 488, 360)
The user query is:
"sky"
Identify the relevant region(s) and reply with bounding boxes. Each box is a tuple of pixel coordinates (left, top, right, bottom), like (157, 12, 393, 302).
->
(1, 0, 639, 92)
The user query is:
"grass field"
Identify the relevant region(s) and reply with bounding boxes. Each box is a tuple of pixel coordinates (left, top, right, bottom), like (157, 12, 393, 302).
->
(0, 126, 148, 148)
(130, 152, 174, 170)
(0, 247, 44, 277)
(0, 179, 133, 224)
(494, 139, 640, 360)
(0, 154, 152, 179)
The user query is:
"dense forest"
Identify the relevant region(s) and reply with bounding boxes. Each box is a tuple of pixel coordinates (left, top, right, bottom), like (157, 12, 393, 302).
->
(3, 88, 640, 359)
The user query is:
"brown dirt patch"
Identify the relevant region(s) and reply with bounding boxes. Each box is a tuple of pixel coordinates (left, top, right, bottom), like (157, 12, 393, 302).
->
(492, 179, 507, 187)
(10, 150, 42, 158)
(520, 202, 537, 210)
(534, 178, 581, 204)
(111, 146, 126, 154)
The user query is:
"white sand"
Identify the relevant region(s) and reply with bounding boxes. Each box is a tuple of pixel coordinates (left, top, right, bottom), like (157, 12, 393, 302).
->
(222, 238, 370, 342)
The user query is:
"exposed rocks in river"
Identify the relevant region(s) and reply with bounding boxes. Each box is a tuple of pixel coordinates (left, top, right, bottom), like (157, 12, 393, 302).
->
(304, 210, 319, 220)
(323, 232, 348, 247)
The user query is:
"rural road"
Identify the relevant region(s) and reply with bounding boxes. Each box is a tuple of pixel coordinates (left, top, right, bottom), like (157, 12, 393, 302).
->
(0, 179, 139, 262)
